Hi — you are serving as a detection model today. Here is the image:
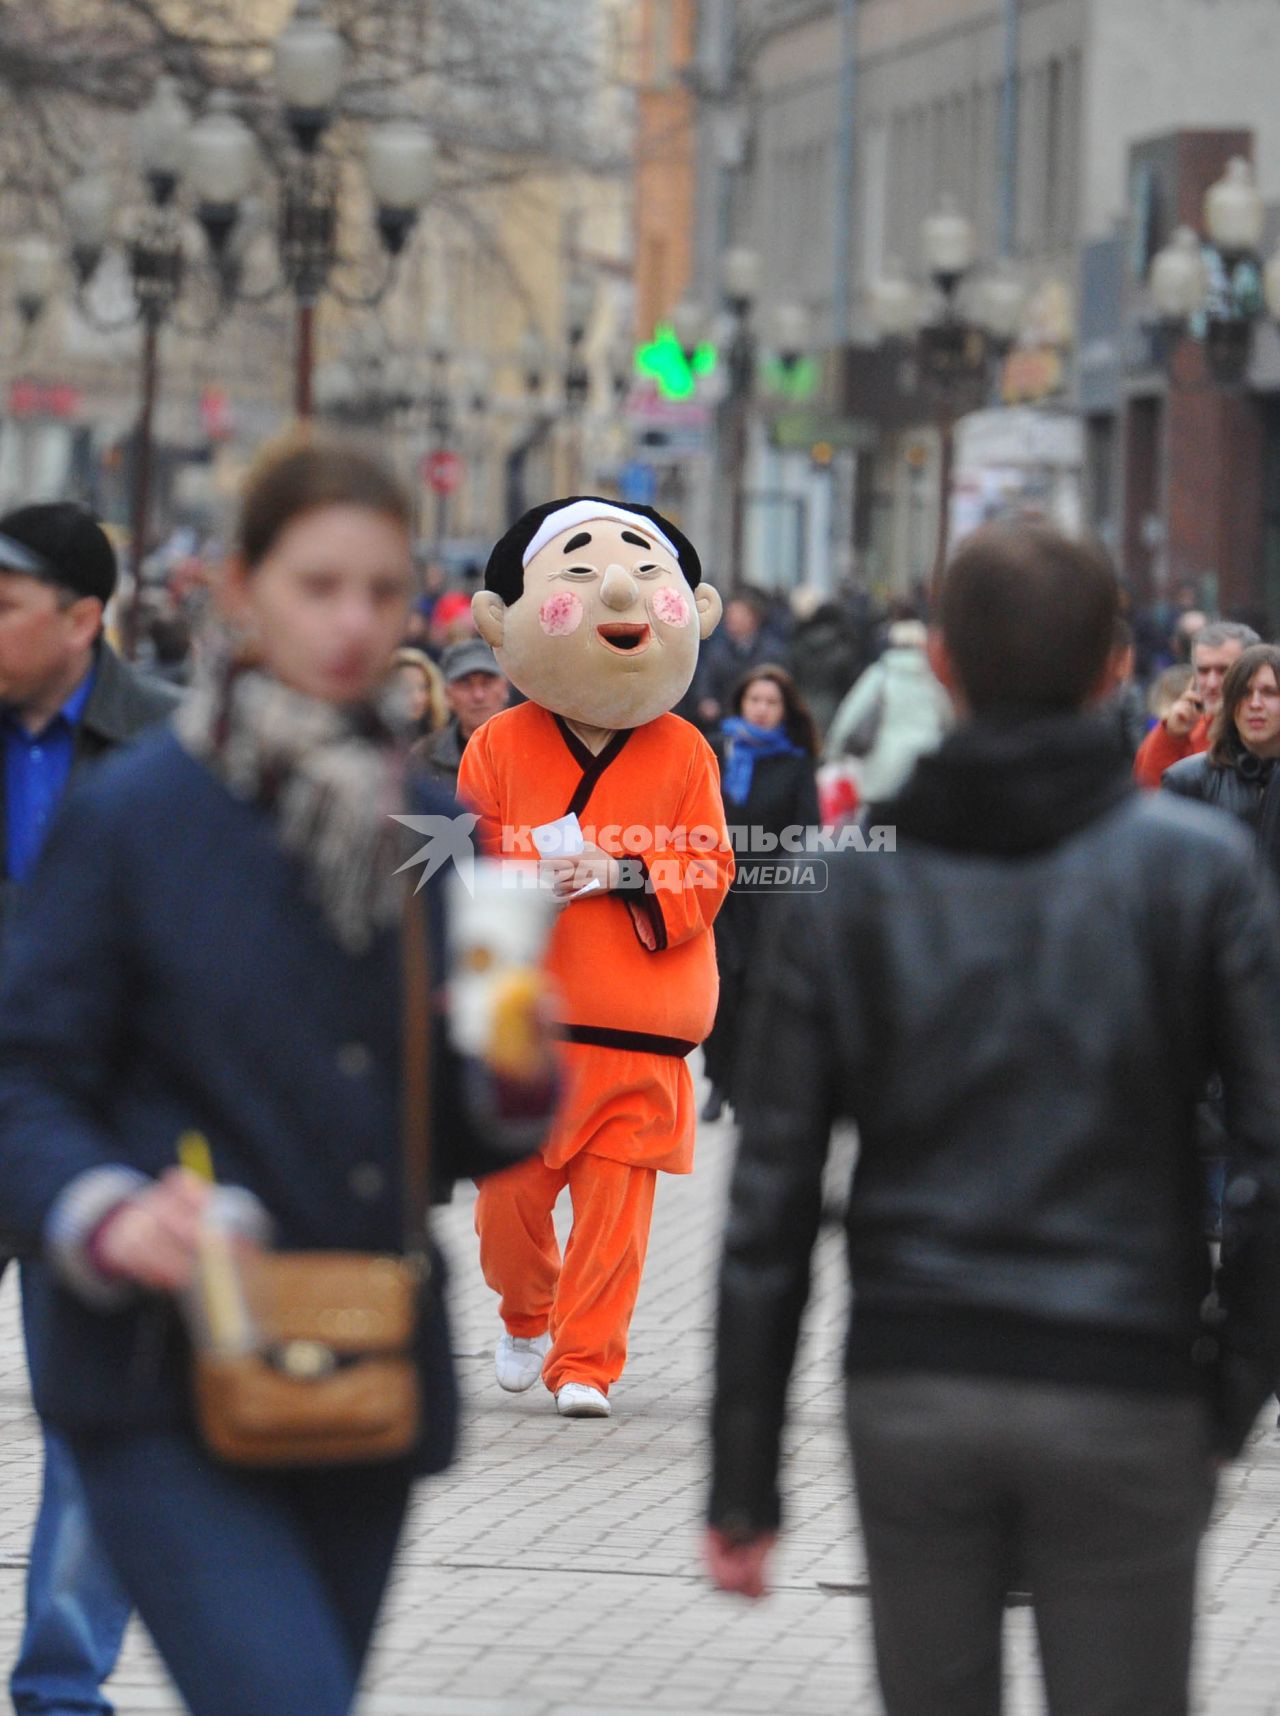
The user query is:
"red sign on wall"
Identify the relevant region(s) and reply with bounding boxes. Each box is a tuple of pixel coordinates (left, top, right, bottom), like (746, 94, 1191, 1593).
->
(200, 387, 234, 440)
(421, 449, 464, 495)
(8, 380, 82, 419)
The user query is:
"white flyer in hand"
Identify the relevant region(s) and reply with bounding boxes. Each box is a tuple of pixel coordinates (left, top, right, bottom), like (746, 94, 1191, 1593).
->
(532, 812, 602, 899)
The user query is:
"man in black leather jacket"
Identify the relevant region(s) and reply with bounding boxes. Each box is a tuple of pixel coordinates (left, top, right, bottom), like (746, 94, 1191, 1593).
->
(707, 524, 1280, 1716)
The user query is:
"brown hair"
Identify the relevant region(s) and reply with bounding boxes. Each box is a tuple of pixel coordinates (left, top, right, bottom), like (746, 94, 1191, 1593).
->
(940, 523, 1118, 714)
(236, 433, 412, 569)
(393, 647, 447, 733)
(731, 664, 819, 757)
(1209, 643, 1280, 765)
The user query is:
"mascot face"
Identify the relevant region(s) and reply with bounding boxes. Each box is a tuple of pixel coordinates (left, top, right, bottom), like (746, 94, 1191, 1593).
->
(473, 500, 721, 729)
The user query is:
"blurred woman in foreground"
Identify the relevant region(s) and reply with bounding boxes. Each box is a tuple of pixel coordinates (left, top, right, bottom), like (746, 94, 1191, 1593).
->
(0, 438, 553, 1716)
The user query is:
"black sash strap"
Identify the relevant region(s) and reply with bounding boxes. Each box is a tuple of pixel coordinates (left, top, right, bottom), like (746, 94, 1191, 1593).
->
(553, 716, 635, 820)
(557, 1023, 696, 1058)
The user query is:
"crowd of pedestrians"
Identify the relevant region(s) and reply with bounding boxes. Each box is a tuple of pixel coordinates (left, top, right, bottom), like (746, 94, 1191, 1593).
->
(0, 457, 1277, 1716)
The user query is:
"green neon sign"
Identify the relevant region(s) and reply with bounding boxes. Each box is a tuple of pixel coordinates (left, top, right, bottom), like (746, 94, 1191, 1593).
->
(635, 324, 717, 400)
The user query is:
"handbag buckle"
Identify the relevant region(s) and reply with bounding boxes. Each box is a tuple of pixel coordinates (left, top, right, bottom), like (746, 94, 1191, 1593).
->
(270, 1340, 339, 1380)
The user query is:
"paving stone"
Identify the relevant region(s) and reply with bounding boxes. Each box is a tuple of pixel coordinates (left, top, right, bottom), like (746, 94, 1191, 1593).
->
(0, 1099, 1277, 1713)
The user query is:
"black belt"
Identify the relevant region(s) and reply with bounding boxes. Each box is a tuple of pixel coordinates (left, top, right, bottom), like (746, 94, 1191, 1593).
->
(557, 1024, 696, 1058)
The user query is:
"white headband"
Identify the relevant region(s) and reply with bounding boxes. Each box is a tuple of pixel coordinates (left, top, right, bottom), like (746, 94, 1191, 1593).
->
(521, 500, 681, 569)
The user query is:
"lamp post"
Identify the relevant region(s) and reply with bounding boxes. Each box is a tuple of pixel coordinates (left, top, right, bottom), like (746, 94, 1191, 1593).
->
(269, 0, 434, 418)
(670, 269, 810, 590)
(562, 273, 594, 492)
(1148, 156, 1280, 385)
(424, 335, 455, 555)
(68, 6, 435, 431)
(59, 76, 198, 655)
(721, 245, 760, 588)
(7, 235, 60, 333)
(870, 196, 1025, 577)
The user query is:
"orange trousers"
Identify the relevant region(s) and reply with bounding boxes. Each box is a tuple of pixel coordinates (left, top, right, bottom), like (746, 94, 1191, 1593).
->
(474, 1152, 657, 1396)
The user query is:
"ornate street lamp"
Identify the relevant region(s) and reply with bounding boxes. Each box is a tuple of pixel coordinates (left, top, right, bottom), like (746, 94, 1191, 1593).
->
(22, 10, 434, 657)
(563, 275, 594, 408)
(772, 301, 812, 374)
(720, 245, 761, 587)
(8, 235, 60, 330)
(562, 273, 594, 490)
(609, 333, 633, 407)
(134, 75, 191, 207)
(267, 0, 433, 417)
(187, 92, 258, 262)
(520, 327, 549, 401)
(668, 258, 808, 589)
(870, 197, 1027, 573)
(58, 80, 199, 654)
(1148, 156, 1280, 385)
(274, 0, 346, 151)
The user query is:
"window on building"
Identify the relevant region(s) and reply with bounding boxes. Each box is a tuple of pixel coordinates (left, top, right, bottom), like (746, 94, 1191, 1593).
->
(949, 92, 968, 205)
(1045, 57, 1063, 251)
(767, 136, 834, 300)
(861, 121, 889, 291)
(972, 82, 996, 255)
(1016, 64, 1045, 256)
(929, 99, 946, 212)
(909, 105, 928, 261)
(1058, 50, 1083, 250)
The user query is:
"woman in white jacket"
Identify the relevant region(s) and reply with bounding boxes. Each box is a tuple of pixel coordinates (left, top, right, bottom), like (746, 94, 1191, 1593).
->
(825, 619, 953, 803)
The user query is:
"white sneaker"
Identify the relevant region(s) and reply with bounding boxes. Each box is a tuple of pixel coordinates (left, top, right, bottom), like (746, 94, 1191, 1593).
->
(495, 1331, 550, 1393)
(555, 1382, 611, 1418)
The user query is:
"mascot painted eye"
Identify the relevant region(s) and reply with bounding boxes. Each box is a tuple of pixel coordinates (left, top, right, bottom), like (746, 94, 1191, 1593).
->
(458, 495, 733, 1422)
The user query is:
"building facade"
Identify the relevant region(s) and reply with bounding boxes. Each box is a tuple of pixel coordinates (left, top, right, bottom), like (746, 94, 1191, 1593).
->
(674, 0, 1280, 612)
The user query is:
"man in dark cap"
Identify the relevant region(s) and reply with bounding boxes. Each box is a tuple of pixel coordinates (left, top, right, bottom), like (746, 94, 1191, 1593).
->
(414, 637, 508, 788)
(0, 502, 177, 1716)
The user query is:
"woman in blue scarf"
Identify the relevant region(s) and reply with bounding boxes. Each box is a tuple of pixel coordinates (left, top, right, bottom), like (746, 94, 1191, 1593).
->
(704, 666, 820, 1121)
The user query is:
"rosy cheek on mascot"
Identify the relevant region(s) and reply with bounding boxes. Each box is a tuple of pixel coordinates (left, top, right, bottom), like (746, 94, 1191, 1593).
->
(460, 496, 732, 1419)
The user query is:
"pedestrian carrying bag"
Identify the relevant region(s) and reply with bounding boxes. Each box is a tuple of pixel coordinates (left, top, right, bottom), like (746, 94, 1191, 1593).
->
(191, 891, 433, 1468)
(840, 675, 886, 759)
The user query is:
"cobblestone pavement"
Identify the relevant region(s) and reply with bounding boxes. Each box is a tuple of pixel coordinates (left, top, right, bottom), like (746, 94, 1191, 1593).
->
(0, 1103, 1278, 1715)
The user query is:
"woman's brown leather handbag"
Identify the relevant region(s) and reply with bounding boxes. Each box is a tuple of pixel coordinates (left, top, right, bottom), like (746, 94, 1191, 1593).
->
(192, 891, 434, 1468)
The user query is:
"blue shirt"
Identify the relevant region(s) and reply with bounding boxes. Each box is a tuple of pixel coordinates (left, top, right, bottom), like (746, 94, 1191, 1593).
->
(2, 666, 96, 883)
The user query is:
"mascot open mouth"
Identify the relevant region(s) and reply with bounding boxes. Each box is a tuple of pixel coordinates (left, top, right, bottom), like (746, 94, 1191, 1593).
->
(596, 622, 652, 655)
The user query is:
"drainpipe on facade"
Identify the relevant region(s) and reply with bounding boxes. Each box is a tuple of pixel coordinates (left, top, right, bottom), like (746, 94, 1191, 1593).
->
(999, 0, 1020, 259)
(833, 0, 858, 343)
(833, 0, 859, 592)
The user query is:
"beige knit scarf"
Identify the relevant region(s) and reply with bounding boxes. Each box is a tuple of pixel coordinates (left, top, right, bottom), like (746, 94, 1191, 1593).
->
(175, 640, 409, 955)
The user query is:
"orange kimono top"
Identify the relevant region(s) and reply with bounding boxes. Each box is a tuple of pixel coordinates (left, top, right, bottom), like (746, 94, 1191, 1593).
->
(459, 703, 733, 1173)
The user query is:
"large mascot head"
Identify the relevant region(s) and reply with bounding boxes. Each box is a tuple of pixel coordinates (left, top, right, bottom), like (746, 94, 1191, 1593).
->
(472, 496, 722, 729)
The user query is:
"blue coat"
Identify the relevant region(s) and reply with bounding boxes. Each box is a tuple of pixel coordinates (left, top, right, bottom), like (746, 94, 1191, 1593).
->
(0, 728, 537, 1472)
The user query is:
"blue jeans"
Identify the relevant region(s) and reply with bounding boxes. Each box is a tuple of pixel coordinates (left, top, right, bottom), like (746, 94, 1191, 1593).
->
(10, 1425, 131, 1716)
(70, 1430, 413, 1716)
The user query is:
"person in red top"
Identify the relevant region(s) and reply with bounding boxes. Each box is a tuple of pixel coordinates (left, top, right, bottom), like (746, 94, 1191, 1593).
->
(461, 497, 732, 1419)
(1132, 621, 1258, 786)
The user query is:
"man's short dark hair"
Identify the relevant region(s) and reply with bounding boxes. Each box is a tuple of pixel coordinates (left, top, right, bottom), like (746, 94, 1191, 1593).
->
(940, 524, 1119, 715)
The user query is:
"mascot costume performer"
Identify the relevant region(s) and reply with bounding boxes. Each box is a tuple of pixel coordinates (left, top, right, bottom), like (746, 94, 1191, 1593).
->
(460, 496, 733, 1418)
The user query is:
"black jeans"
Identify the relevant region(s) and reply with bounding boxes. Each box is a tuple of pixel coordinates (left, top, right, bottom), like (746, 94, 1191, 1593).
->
(71, 1429, 413, 1716)
(847, 1373, 1215, 1716)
